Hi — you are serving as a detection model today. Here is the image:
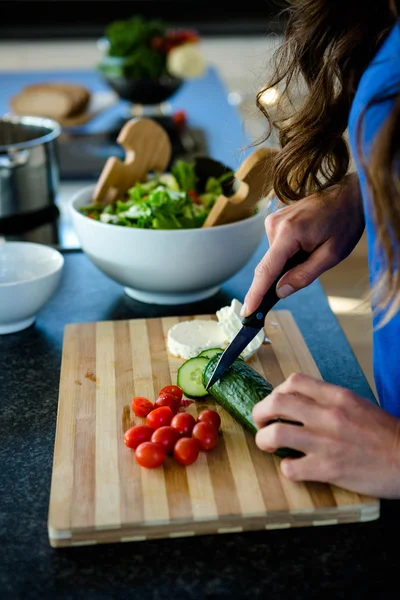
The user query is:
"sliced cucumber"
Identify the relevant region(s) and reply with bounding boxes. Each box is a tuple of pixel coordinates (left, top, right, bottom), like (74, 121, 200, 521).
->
(197, 347, 224, 359)
(197, 347, 245, 360)
(203, 356, 303, 459)
(177, 356, 209, 399)
(202, 356, 272, 434)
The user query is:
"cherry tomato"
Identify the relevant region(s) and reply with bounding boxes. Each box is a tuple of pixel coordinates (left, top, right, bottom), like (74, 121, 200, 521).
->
(173, 437, 199, 466)
(192, 422, 219, 451)
(146, 406, 174, 429)
(151, 426, 179, 454)
(123, 425, 155, 449)
(131, 396, 153, 418)
(135, 442, 166, 469)
(172, 110, 187, 130)
(170, 412, 196, 437)
(154, 392, 180, 414)
(179, 398, 195, 408)
(188, 189, 200, 204)
(158, 385, 183, 403)
(197, 409, 221, 431)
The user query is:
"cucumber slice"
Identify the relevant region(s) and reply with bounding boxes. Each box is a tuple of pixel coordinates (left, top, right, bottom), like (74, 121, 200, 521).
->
(198, 347, 245, 360)
(197, 347, 224, 359)
(177, 356, 209, 399)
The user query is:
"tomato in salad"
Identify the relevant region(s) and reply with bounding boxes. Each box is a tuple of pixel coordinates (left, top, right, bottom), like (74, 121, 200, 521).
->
(188, 189, 200, 204)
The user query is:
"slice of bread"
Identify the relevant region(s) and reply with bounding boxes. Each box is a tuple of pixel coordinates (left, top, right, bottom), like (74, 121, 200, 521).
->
(10, 82, 91, 120)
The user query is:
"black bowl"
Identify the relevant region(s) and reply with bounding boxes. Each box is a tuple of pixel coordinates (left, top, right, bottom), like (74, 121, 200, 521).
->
(96, 37, 184, 106)
(102, 73, 183, 105)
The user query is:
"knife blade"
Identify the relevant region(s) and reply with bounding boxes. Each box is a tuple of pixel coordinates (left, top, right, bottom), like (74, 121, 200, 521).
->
(205, 248, 310, 390)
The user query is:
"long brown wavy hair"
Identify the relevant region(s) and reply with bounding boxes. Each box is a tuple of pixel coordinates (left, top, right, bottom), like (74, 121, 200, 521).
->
(258, 0, 400, 326)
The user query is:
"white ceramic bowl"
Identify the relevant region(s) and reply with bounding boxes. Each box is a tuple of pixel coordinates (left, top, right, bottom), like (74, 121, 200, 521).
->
(0, 242, 64, 334)
(70, 185, 269, 305)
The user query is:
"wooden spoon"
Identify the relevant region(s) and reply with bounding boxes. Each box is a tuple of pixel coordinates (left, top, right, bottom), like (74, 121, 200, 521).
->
(91, 117, 172, 206)
(202, 146, 277, 227)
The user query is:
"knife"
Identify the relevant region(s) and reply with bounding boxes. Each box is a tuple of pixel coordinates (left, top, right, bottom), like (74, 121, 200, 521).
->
(205, 248, 310, 390)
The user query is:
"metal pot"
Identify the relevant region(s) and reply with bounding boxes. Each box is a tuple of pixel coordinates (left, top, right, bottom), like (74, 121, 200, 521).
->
(0, 115, 61, 240)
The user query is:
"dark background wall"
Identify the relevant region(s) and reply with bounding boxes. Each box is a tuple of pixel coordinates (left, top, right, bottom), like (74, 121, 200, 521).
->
(0, 0, 287, 39)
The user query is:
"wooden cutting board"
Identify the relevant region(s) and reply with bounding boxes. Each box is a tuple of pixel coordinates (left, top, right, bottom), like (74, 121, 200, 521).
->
(48, 311, 379, 548)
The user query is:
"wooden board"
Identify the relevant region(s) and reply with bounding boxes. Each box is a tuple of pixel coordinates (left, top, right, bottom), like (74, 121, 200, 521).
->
(48, 311, 379, 548)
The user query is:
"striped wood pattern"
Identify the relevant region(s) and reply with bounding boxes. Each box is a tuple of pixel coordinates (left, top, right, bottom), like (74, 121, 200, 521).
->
(48, 310, 379, 547)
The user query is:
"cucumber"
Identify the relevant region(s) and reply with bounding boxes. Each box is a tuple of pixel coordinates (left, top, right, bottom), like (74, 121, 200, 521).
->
(197, 347, 244, 360)
(202, 354, 304, 459)
(197, 347, 224, 359)
(177, 356, 209, 399)
(202, 354, 272, 434)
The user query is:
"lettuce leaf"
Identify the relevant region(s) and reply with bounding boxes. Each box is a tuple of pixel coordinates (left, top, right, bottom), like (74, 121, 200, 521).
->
(79, 159, 235, 229)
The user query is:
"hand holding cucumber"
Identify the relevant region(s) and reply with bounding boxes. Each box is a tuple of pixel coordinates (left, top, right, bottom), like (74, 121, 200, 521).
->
(252, 373, 400, 499)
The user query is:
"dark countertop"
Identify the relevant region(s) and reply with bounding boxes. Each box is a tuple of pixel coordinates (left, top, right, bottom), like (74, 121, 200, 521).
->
(1, 243, 399, 599)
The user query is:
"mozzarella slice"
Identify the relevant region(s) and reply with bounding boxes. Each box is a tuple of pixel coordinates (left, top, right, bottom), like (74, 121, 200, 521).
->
(167, 319, 228, 360)
(216, 298, 265, 359)
(167, 298, 267, 361)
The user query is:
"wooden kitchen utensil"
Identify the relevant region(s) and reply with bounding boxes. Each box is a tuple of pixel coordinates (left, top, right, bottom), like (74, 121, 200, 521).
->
(202, 146, 277, 228)
(48, 310, 379, 548)
(91, 117, 172, 206)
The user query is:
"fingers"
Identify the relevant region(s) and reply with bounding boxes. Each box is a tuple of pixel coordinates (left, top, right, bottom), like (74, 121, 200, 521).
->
(276, 240, 341, 298)
(275, 373, 346, 405)
(280, 454, 329, 483)
(242, 238, 301, 315)
(255, 420, 318, 454)
(252, 391, 319, 429)
(242, 238, 341, 316)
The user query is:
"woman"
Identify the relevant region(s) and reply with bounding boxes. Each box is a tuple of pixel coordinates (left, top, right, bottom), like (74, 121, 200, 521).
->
(242, 0, 400, 498)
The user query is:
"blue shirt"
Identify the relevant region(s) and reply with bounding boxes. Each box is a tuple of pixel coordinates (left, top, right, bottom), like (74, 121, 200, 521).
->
(348, 22, 400, 417)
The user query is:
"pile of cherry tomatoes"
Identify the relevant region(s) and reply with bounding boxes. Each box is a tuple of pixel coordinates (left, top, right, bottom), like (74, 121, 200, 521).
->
(124, 384, 221, 469)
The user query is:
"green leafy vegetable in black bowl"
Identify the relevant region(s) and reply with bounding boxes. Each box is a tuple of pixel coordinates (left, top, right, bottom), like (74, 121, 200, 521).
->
(97, 15, 200, 89)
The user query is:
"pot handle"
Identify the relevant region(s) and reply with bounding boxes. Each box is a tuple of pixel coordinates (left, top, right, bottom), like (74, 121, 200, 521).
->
(0, 150, 29, 169)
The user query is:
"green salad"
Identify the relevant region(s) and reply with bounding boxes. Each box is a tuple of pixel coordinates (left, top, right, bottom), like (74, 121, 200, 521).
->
(79, 159, 234, 230)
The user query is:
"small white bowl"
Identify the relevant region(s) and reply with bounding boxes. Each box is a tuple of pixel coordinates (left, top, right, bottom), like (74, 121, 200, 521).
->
(0, 242, 64, 334)
(70, 185, 269, 305)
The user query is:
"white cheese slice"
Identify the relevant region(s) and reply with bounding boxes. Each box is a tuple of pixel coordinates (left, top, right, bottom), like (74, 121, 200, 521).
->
(216, 298, 265, 359)
(167, 319, 228, 360)
(167, 298, 267, 361)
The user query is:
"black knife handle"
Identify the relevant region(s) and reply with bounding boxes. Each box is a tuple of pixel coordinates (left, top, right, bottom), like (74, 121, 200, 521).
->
(242, 249, 310, 329)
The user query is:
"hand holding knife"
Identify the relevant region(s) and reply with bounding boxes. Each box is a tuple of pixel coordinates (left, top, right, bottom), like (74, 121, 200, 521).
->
(205, 248, 310, 389)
